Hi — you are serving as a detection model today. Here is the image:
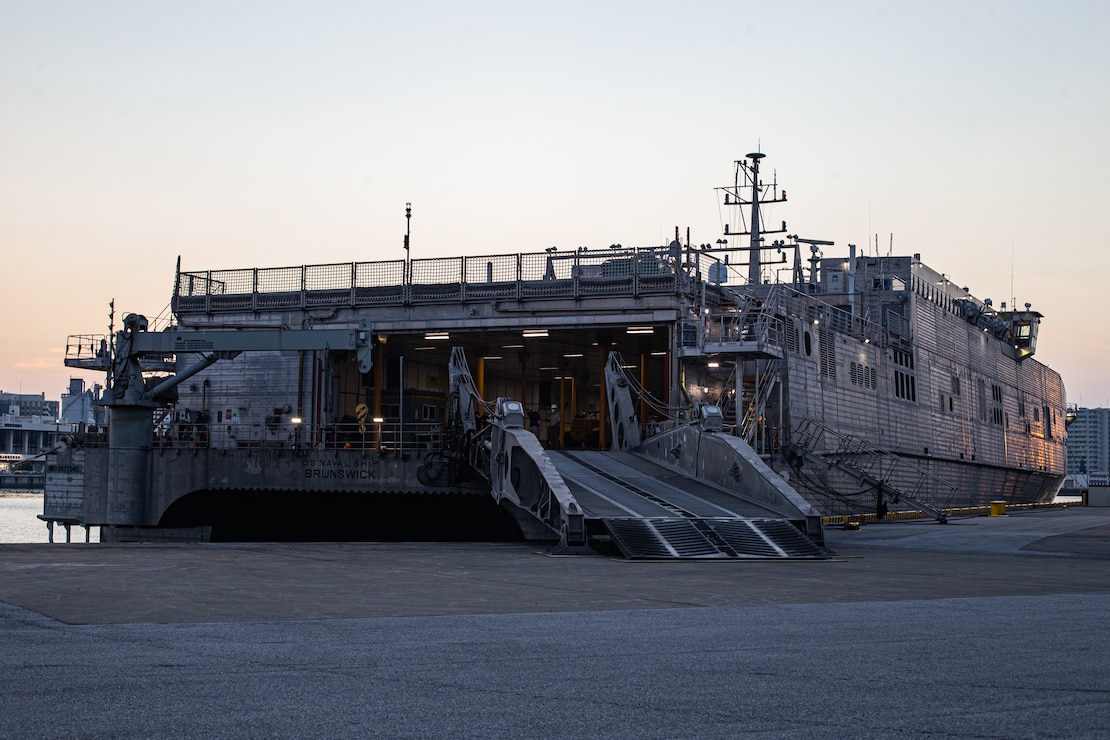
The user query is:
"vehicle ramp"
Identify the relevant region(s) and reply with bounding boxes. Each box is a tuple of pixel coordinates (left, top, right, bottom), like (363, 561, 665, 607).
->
(454, 350, 825, 559)
(548, 449, 824, 559)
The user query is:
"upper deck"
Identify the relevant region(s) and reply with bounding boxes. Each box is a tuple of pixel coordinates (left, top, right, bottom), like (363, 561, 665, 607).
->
(172, 245, 706, 315)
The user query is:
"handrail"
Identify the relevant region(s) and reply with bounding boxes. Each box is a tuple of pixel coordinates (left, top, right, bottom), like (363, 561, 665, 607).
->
(75, 421, 445, 453)
(173, 246, 691, 313)
(788, 417, 956, 521)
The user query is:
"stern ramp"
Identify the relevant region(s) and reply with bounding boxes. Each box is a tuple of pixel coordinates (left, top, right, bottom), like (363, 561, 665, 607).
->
(546, 449, 824, 559)
(463, 354, 824, 560)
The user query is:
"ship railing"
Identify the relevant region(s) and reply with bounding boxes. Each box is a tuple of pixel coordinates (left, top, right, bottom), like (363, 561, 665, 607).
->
(147, 304, 178, 332)
(311, 421, 446, 454)
(172, 246, 693, 314)
(58, 419, 448, 454)
(698, 284, 786, 356)
(65, 334, 112, 370)
(774, 287, 887, 346)
(57, 420, 448, 453)
(790, 418, 957, 519)
(65, 334, 176, 373)
(148, 421, 446, 453)
(66, 425, 109, 448)
(704, 312, 776, 345)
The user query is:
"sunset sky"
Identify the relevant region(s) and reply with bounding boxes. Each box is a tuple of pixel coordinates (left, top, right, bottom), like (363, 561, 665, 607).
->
(2, 1, 1107, 404)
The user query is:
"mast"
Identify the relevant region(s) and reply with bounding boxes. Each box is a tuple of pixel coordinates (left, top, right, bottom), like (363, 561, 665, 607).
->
(747, 152, 764, 284)
(717, 152, 788, 284)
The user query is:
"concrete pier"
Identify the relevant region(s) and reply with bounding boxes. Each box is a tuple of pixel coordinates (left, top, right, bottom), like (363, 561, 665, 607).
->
(2, 506, 1109, 737)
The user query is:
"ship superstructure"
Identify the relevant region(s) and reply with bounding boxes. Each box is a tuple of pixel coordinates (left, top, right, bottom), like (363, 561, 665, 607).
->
(701, 153, 1064, 515)
(45, 153, 1066, 545)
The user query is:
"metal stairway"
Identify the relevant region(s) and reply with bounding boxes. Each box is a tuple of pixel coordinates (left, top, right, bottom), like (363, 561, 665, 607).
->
(738, 359, 781, 446)
(787, 418, 958, 522)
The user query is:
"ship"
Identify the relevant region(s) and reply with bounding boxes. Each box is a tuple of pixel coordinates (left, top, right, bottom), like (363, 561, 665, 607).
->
(44, 152, 1066, 552)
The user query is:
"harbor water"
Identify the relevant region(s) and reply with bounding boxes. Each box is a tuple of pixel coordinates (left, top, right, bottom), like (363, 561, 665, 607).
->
(0, 490, 99, 543)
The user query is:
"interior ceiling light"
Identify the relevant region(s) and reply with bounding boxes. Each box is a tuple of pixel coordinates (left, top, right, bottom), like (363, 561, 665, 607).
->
(708, 361, 720, 368)
(424, 331, 450, 340)
(413, 346, 438, 351)
(501, 344, 525, 349)
(650, 351, 667, 356)
(539, 366, 558, 371)
(563, 353, 583, 358)
(522, 329, 548, 338)
(626, 326, 654, 334)
(482, 356, 502, 360)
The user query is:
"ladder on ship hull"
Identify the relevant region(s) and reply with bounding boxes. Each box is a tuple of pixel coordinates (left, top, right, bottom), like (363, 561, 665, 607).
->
(785, 418, 957, 522)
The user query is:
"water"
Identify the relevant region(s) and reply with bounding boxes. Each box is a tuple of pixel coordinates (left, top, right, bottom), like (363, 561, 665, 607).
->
(0, 490, 99, 543)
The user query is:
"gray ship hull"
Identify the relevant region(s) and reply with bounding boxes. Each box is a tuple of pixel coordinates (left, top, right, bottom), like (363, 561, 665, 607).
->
(46, 153, 1067, 537)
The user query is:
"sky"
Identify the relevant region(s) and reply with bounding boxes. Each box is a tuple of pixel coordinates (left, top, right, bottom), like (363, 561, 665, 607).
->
(2, 0, 1108, 405)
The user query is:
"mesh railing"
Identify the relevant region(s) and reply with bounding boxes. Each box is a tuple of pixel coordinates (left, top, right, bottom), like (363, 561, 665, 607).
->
(174, 246, 692, 313)
(356, 260, 406, 288)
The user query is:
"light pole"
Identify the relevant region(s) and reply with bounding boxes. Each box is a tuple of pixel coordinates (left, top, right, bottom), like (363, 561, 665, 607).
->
(403, 202, 412, 284)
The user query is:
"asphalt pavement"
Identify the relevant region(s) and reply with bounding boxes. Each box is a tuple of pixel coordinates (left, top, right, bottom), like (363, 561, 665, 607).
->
(2, 505, 1108, 738)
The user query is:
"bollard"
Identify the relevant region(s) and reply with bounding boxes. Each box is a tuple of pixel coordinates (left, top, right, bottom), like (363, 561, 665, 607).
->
(989, 500, 1007, 517)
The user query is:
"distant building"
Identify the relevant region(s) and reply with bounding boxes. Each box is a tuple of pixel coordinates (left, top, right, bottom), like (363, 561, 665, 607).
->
(61, 378, 105, 426)
(1066, 407, 1110, 478)
(0, 391, 58, 420)
(0, 390, 75, 464)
